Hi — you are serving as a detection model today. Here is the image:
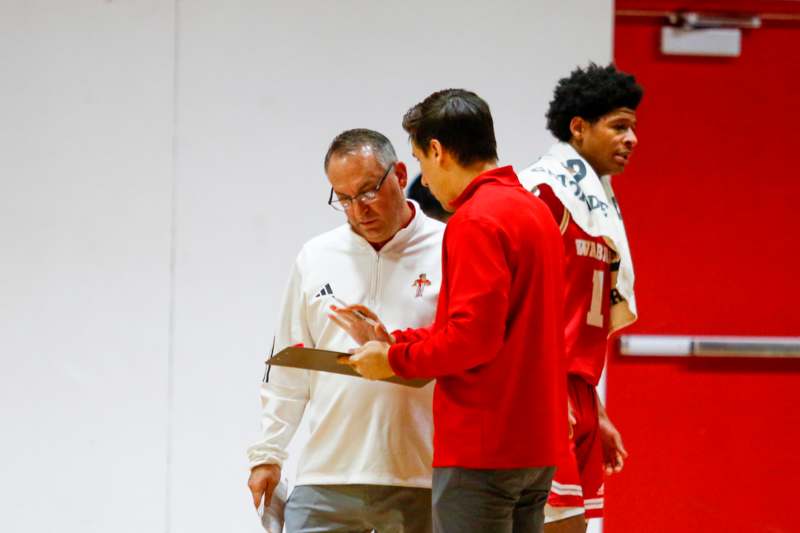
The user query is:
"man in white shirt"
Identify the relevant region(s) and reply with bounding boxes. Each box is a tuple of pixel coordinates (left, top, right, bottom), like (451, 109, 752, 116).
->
(247, 129, 444, 532)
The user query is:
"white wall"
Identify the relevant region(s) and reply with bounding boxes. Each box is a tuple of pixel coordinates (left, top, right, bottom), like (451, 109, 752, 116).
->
(0, 2, 174, 532)
(0, 1, 612, 531)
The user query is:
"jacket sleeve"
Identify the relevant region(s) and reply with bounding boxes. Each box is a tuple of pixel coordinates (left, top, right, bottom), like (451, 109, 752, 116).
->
(391, 325, 433, 344)
(247, 256, 313, 469)
(388, 217, 510, 379)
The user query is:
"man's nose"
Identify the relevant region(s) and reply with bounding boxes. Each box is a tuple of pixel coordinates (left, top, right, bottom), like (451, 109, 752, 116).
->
(350, 199, 372, 217)
(625, 128, 638, 148)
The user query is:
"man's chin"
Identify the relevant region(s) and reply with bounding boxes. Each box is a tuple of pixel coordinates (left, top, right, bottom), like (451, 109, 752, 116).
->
(602, 162, 626, 176)
(357, 227, 388, 243)
(612, 163, 628, 175)
(429, 193, 451, 212)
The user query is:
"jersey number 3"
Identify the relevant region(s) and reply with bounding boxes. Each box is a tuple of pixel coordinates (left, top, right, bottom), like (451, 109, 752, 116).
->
(586, 270, 604, 327)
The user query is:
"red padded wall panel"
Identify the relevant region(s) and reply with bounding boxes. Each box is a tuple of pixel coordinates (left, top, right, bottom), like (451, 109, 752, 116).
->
(606, 6, 800, 533)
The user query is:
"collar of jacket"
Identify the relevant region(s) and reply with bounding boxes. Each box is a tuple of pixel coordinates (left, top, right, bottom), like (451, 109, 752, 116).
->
(347, 198, 426, 254)
(450, 165, 518, 210)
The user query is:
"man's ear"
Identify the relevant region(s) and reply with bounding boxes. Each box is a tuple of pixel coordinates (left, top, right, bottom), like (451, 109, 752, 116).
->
(394, 161, 408, 189)
(429, 139, 447, 167)
(569, 116, 586, 145)
(428, 139, 445, 166)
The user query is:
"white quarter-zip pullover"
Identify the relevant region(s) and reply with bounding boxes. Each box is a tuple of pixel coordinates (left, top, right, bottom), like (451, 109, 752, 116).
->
(248, 204, 444, 488)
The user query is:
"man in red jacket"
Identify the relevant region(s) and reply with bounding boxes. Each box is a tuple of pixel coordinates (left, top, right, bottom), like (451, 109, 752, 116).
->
(332, 89, 568, 533)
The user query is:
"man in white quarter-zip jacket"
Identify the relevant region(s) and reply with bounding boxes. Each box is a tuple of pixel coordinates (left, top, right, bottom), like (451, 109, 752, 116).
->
(247, 129, 444, 533)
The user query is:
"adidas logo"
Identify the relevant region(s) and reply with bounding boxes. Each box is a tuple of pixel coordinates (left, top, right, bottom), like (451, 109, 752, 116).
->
(314, 283, 333, 298)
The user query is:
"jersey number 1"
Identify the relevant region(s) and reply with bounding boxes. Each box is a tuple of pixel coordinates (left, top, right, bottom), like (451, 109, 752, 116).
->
(586, 270, 604, 327)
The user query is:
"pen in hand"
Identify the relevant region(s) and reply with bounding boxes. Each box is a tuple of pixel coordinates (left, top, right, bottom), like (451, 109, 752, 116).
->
(330, 295, 380, 327)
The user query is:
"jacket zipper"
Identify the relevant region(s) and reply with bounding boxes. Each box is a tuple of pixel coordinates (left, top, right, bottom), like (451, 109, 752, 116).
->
(370, 253, 381, 308)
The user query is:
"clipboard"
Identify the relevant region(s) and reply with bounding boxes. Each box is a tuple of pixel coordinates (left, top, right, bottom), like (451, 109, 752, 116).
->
(267, 346, 432, 388)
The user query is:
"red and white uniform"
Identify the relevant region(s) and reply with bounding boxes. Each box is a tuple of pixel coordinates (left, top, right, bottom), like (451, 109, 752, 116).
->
(541, 185, 616, 387)
(518, 142, 638, 520)
(539, 185, 613, 517)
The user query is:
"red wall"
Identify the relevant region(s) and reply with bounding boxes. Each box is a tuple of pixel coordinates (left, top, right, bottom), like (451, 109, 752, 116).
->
(617, 0, 800, 12)
(606, 3, 800, 532)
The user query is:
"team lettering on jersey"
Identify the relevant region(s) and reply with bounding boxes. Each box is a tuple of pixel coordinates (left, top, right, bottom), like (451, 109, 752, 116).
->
(528, 160, 611, 217)
(575, 239, 613, 264)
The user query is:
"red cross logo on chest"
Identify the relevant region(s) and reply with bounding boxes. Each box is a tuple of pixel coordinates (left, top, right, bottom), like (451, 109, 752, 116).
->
(412, 273, 431, 298)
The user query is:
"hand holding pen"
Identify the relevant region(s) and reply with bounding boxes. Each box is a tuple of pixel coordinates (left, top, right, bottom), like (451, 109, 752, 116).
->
(328, 296, 394, 346)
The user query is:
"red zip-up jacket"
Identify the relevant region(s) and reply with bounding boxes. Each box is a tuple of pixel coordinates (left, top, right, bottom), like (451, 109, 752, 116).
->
(388, 166, 568, 469)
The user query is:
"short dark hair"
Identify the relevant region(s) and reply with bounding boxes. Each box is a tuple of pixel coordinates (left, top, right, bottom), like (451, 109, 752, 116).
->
(324, 128, 397, 171)
(402, 89, 498, 167)
(546, 63, 643, 142)
(407, 174, 450, 223)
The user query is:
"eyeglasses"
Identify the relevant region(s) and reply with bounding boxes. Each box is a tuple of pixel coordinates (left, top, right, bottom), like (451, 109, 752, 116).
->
(328, 163, 395, 211)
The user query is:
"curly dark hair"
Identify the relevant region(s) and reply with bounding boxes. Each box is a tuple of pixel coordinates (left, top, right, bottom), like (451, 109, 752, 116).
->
(546, 63, 643, 142)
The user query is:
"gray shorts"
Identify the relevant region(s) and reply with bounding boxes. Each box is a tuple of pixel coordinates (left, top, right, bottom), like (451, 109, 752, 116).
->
(432, 466, 555, 533)
(285, 484, 432, 533)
